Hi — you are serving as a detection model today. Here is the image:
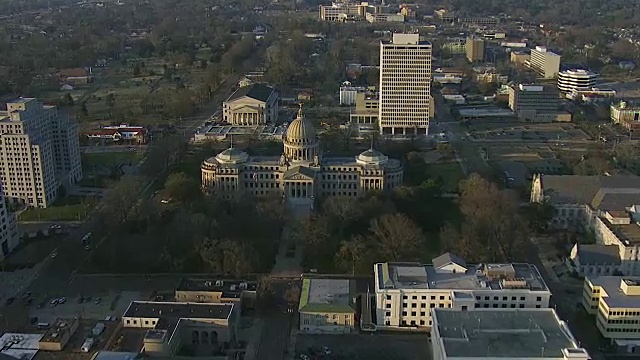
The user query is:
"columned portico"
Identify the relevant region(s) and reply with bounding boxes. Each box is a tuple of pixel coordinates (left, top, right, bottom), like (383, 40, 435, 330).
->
(231, 110, 264, 126)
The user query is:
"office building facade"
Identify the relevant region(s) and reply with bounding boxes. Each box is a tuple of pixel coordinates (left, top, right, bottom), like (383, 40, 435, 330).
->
(0, 98, 82, 208)
(528, 46, 561, 79)
(508, 84, 569, 122)
(558, 69, 598, 93)
(465, 37, 485, 62)
(582, 276, 640, 350)
(379, 33, 432, 136)
(0, 180, 18, 260)
(374, 253, 551, 332)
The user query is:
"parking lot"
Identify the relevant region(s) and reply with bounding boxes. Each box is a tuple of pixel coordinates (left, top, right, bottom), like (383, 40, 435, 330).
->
(295, 333, 431, 360)
(466, 122, 590, 143)
(30, 291, 143, 323)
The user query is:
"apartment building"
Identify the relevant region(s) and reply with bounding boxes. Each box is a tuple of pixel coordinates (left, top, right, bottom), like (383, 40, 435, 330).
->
(379, 33, 432, 136)
(527, 46, 561, 79)
(508, 84, 570, 122)
(122, 301, 238, 356)
(531, 174, 640, 276)
(465, 37, 485, 62)
(298, 278, 356, 334)
(431, 308, 590, 360)
(558, 69, 598, 93)
(582, 276, 640, 352)
(0, 98, 82, 208)
(611, 101, 640, 137)
(0, 179, 18, 260)
(373, 253, 551, 331)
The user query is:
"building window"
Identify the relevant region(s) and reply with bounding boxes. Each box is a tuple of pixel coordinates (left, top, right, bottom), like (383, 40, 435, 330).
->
(386, 311, 391, 317)
(411, 311, 416, 316)
(536, 296, 542, 301)
(386, 303, 391, 309)
(126, 320, 130, 324)
(402, 311, 407, 316)
(386, 295, 391, 300)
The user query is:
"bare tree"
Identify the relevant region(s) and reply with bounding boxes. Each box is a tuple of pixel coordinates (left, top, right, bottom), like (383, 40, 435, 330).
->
(336, 235, 368, 275)
(369, 213, 424, 261)
(100, 175, 146, 224)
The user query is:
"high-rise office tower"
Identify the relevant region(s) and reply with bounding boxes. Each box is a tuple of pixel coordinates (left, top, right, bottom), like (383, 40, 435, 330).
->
(0, 179, 18, 260)
(379, 33, 432, 136)
(465, 36, 485, 62)
(0, 98, 82, 208)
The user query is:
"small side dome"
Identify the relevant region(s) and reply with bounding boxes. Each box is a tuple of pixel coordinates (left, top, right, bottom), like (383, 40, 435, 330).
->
(215, 147, 248, 164)
(356, 149, 389, 166)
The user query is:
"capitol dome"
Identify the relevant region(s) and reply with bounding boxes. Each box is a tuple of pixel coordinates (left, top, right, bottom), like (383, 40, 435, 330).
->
(215, 147, 248, 164)
(283, 104, 320, 163)
(285, 106, 317, 146)
(356, 148, 389, 166)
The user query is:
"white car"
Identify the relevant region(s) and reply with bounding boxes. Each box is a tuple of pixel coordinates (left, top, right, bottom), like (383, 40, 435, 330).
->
(160, 199, 171, 204)
(49, 299, 58, 307)
(58, 297, 66, 304)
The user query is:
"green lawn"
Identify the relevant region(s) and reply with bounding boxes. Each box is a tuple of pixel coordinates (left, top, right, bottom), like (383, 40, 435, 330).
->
(425, 161, 467, 192)
(82, 151, 144, 169)
(18, 196, 97, 221)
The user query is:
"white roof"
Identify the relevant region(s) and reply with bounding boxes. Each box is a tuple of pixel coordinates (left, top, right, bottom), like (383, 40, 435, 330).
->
(0, 333, 43, 350)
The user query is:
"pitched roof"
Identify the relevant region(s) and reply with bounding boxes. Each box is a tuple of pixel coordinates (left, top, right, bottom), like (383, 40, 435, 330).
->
(226, 83, 274, 102)
(575, 244, 620, 265)
(284, 166, 317, 180)
(540, 175, 640, 207)
(58, 68, 89, 77)
(432, 252, 467, 269)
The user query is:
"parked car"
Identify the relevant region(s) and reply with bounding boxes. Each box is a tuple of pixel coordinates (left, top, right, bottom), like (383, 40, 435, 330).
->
(94, 297, 102, 305)
(4, 297, 15, 306)
(49, 299, 58, 307)
(322, 346, 331, 355)
(58, 297, 66, 304)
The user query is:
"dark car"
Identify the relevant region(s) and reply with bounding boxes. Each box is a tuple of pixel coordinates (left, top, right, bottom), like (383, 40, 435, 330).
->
(5, 297, 14, 305)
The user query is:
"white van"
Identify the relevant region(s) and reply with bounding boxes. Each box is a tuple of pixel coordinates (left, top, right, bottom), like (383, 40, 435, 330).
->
(81, 338, 94, 352)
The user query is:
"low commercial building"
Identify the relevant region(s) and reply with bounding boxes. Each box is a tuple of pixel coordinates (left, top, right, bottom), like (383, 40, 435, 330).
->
(365, 12, 404, 23)
(442, 38, 466, 55)
(122, 301, 238, 357)
(84, 124, 148, 144)
(175, 279, 257, 310)
(374, 253, 551, 331)
(349, 92, 379, 125)
(558, 69, 598, 94)
(582, 276, 640, 352)
(434, 9, 455, 22)
(431, 308, 590, 360)
(298, 278, 356, 334)
(508, 84, 570, 122)
(457, 17, 499, 26)
(339, 85, 366, 105)
(38, 318, 79, 351)
(527, 46, 561, 79)
(611, 101, 640, 137)
(510, 51, 530, 66)
(222, 84, 278, 126)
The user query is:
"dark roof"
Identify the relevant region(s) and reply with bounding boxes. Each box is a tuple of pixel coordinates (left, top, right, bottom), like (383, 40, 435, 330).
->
(226, 83, 274, 102)
(176, 279, 257, 293)
(541, 175, 640, 207)
(123, 301, 233, 320)
(576, 244, 621, 265)
(590, 189, 640, 211)
(432, 252, 467, 269)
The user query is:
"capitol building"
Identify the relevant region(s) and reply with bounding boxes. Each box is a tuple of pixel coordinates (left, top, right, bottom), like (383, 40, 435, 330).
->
(201, 106, 403, 211)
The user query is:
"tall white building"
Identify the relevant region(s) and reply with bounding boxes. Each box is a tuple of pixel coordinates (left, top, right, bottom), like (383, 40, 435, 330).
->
(558, 69, 598, 93)
(373, 253, 551, 331)
(0, 98, 82, 208)
(379, 33, 432, 136)
(0, 179, 18, 260)
(528, 46, 561, 79)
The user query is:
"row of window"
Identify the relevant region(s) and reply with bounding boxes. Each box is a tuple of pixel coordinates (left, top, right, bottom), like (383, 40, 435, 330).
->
(392, 294, 544, 302)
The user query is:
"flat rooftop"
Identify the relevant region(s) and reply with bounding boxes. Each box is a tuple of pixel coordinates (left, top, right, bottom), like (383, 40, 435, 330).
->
(433, 309, 584, 358)
(588, 276, 640, 308)
(176, 279, 257, 294)
(376, 262, 548, 292)
(123, 301, 233, 320)
(299, 278, 356, 313)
